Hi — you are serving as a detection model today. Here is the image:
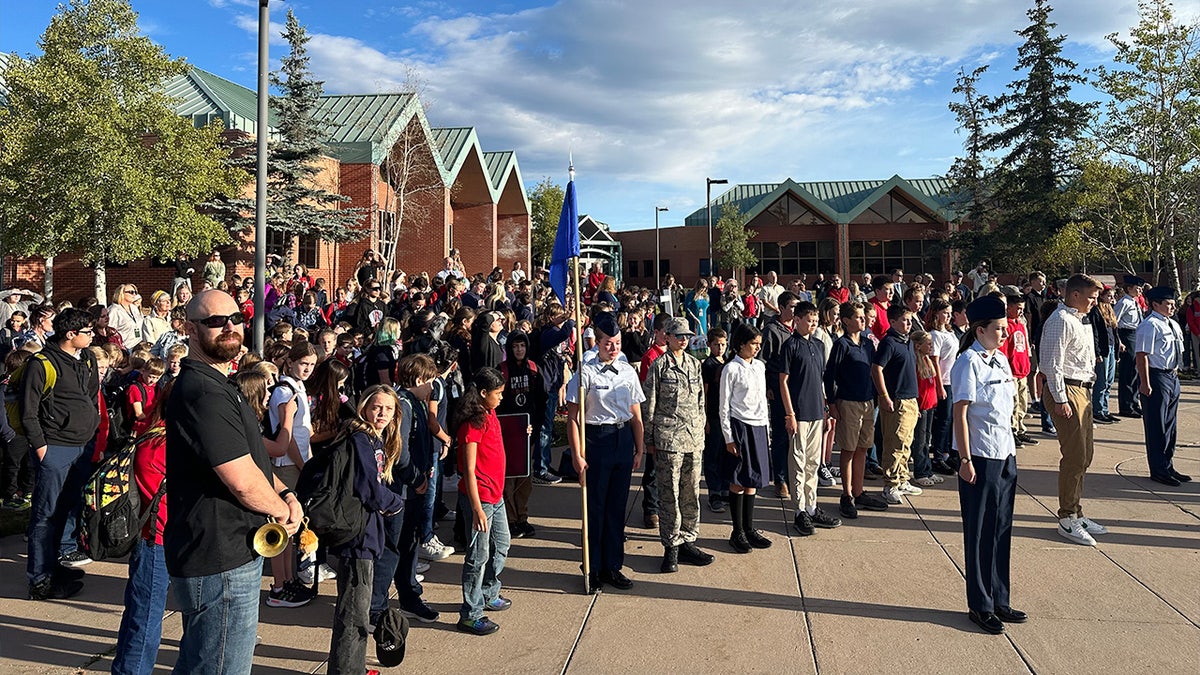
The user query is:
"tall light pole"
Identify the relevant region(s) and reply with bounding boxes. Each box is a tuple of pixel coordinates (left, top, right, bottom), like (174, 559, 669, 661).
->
(253, 0, 271, 353)
(655, 206, 669, 288)
(706, 177, 728, 279)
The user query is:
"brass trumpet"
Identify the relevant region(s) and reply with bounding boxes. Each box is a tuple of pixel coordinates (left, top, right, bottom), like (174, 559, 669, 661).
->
(253, 517, 290, 558)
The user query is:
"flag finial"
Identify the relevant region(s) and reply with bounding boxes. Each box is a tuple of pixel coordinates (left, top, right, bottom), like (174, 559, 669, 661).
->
(568, 152, 575, 182)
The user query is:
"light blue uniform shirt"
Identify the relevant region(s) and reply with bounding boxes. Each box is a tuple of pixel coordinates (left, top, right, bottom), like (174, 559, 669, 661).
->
(1114, 295, 1143, 330)
(950, 342, 1017, 461)
(1135, 312, 1184, 371)
(567, 354, 645, 425)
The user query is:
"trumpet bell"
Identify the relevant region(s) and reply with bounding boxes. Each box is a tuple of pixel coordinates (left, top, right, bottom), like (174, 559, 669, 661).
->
(253, 521, 289, 558)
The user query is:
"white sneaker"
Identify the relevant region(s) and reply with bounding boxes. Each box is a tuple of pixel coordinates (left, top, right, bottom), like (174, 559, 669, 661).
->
(317, 563, 337, 582)
(913, 476, 936, 487)
(1079, 517, 1108, 536)
(415, 573, 425, 583)
(897, 481, 924, 496)
(418, 536, 453, 561)
(297, 565, 315, 585)
(415, 560, 431, 574)
(930, 474, 945, 484)
(883, 486, 904, 505)
(1058, 518, 1097, 546)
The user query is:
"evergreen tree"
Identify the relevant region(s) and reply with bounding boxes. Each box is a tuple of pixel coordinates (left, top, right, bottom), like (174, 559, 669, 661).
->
(0, 0, 243, 301)
(211, 9, 363, 249)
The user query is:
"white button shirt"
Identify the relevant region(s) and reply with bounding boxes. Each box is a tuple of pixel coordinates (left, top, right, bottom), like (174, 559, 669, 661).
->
(567, 355, 645, 425)
(1114, 295, 1143, 330)
(718, 355, 769, 443)
(1135, 311, 1184, 370)
(950, 342, 1017, 460)
(1039, 304, 1096, 405)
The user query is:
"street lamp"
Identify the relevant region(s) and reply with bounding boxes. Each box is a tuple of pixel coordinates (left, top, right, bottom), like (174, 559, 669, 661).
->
(655, 206, 669, 288)
(253, 0, 271, 352)
(706, 177, 728, 278)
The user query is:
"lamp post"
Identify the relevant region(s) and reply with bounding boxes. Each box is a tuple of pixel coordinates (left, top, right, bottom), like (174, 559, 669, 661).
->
(655, 206, 669, 288)
(253, 0, 270, 353)
(706, 177, 728, 279)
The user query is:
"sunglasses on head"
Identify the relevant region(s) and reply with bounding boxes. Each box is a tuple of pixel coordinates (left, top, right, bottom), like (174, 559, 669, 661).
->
(193, 312, 246, 328)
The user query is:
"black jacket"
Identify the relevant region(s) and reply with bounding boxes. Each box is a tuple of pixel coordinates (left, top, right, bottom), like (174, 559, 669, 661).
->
(20, 341, 100, 450)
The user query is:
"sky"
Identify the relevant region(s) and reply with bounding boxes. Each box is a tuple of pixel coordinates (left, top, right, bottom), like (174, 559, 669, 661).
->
(4, 0, 1199, 231)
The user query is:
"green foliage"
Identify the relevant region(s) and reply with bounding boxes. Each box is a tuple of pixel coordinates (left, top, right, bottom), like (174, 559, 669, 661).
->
(209, 9, 363, 244)
(0, 0, 243, 264)
(528, 177, 564, 267)
(713, 203, 757, 272)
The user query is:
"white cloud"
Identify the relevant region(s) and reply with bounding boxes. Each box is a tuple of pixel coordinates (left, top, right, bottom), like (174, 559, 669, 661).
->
(219, 0, 1200, 228)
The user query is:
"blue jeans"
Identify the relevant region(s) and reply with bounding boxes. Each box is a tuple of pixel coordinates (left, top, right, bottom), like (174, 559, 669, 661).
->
(114, 539, 170, 674)
(26, 444, 86, 585)
(1093, 345, 1116, 417)
(420, 460, 441, 544)
(930, 384, 954, 461)
(370, 495, 422, 619)
(458, 495, 510, 622)
(535, 395, 557, 474)
(911, 409, 934, 479)
(171, 556, 262, 675)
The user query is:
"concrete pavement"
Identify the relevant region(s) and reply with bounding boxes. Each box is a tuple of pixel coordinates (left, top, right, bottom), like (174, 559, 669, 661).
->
(0, 382, 1197, 674)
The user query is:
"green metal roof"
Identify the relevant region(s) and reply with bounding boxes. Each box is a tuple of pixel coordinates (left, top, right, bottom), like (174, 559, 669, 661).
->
(431, 127, 480, 178)
(310, 93, 418, 164)
(682, 176, 964, 227)
(483, 150, 514, 190)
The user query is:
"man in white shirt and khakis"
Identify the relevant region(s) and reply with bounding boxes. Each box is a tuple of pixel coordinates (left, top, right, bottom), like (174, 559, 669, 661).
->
(1040, 274, 1107, 546)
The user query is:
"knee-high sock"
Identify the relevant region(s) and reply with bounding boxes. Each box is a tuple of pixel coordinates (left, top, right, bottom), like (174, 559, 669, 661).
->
(743, 493, 757, 532)
(728, 493, 744, 536)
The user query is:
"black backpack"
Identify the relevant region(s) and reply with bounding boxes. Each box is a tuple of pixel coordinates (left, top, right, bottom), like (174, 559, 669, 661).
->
(295, 430, 366, 548)
(82, 431, 166, 561)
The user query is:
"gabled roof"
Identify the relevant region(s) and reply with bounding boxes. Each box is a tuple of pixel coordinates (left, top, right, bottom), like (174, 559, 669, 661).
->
(485, 151, 531, 215)
(579, 215, 616, 243)
(431, 127, 479, 178)
(683, 176, 962, 227)
(165, 67, 277, 135)
(311, 93, 420, 165)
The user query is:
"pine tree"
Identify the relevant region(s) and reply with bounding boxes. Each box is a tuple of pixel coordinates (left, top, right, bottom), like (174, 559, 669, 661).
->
(211, 9, 363, 250)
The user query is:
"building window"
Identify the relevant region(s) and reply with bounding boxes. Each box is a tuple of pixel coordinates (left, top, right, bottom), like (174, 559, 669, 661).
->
(747, 240, 835, 277)
(642, 260, 653, 278)
(659, 259, 670, 277)
(699, 258, 711, 277)
(747, 194, 829, 229)
(267, 229, 293, 259)
(850, 193, 934, 225)
(628, 260, 639, 279)
(848, 239, 943, 276)
(298, 235, 320, 269)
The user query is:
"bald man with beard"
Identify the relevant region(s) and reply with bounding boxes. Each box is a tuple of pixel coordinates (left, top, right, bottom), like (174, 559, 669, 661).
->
(165, 290, 304, 674)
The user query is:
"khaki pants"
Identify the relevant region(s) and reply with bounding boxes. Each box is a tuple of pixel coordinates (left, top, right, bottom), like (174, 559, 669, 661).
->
(1011, 377, 1029, 434)
(787, 419, 825, 513)
(1049, 383, 1094, 519)
(879, 398, 918, 488)
(504, 477, 532, 524)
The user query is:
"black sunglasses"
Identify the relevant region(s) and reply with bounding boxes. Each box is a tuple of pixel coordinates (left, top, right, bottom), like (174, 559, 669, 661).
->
(194, 312, 246, 328)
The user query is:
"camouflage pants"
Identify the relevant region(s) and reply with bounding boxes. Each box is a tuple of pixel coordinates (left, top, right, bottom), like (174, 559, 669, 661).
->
(655, 450, 701, 547)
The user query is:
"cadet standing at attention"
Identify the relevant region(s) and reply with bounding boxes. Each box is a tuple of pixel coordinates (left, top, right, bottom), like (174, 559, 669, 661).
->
(642, 318, 716, 573)
(952, 295, 1026, 636)
(1135, 287, 1190, 487)
(1114, 276, 1145, 418)
(568, 312, 645, 593)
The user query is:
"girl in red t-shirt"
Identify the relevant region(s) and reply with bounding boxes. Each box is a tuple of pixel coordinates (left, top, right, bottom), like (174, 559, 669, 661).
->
(911, 330, 945, 488)
(453, 367, 510, 636)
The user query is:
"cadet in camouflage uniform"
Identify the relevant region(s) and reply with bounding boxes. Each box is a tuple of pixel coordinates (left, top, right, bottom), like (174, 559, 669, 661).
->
(642, 318, 716, 573)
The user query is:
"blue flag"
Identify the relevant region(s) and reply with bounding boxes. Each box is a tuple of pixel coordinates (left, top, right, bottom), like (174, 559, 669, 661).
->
(549, 178, 578, 304)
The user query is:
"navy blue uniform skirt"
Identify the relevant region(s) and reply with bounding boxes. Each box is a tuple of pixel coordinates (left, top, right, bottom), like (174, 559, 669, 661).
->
(721, 418, 770, 489)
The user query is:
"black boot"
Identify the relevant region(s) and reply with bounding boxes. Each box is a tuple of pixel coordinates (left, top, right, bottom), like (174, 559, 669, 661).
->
(660, 545, 679, 573)
(743, 493, 772, 549)
(728, 493, 750, 553)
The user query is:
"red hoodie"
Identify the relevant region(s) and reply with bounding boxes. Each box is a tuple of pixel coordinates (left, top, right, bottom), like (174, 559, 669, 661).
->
(999, 318, 1031, 378)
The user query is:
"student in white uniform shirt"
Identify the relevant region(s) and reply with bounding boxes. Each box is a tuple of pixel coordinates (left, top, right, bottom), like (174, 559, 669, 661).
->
(1113, 276, 1145, 417)
(1135, 286, 1190, 487)
(951, 295, 1026, 636)
(718, 323, 774, 554)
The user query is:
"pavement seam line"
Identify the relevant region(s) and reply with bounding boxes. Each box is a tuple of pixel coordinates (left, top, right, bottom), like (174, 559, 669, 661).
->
(1112, 457, 1200, 521)
(560, 593, 598, 675)
(908, 494, 1038, 674)
(779, 496, 821, 675)
(1014, 482, 1200, 631)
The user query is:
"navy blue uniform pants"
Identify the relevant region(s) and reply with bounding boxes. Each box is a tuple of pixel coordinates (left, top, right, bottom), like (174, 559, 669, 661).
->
(585, 424, 634, 573)
(959, 455, 1016, 614)
(1117, 328, 1139, 413)
(1140, 369, 1179, 477)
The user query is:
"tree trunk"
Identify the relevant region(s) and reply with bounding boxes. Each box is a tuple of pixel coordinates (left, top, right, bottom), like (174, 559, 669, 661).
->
(94, 262, 108, 306)
(43, 257, 54, 301)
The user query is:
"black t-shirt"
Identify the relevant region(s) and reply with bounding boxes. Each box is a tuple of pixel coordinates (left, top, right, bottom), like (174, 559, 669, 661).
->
(701, 355, 725, 423)
(164, 359, 275, 578)
(366, 344, 399, 386)
(774, 333, 827, 422)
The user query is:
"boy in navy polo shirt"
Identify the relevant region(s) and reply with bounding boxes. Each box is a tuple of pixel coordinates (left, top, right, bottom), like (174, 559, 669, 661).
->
(777, 302, 841, 535)
(871, 304, 922, 505)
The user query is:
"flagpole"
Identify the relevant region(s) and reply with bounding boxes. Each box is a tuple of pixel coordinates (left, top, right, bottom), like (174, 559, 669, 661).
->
(572, 252, 590, 593)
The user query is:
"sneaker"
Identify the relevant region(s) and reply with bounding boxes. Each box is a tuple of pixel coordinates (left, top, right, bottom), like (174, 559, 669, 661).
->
(511, 521, 536, 538)
(419, 536, 454, 561)
(298, 565, 315, 585)
(930, 474, 945, 484)
(811, 508, 842, 529)
(1, 497, 23, 510)
(484, 596, 512, 611)
(1057, 517, 1097, 546)
(532, 469, 562, 485)
(415, 573, 425, 583)
(401, 601, 440, 623)
(866, 464, 885, 478)
(932, 460, 957, 476)
(708, 495, 727, 513)
(913, 476, 936, 487)
(28, 578, 83, 601)
(1018, 433, 1040, 445)
(415, 560, 431, 574)
(883, 486, 904, 505)
(457, 616, 500, 635)
(1079, 517, 1108, 536)
(817, 465, 838, 487)
(318, 563, 337, 582)
(58, 551, 93, 569)
(839, 495, 858, 519)
(793, 511, 815, 536)
(829, 466, 842, 480)
(855, 492, 890, 511)
(897, 481, 923, 496)
(265, 581, 315, 608)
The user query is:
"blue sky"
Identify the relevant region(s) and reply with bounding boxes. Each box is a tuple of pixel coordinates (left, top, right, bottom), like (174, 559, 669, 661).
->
(4, 0, 1198, 231)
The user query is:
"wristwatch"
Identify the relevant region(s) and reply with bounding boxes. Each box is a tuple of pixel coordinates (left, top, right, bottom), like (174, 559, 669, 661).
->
(959, 456, 972, 465)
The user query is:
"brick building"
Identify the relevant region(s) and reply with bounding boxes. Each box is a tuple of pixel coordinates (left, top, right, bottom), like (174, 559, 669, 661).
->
(1, 66, 530, 301)
(615, 175, 961, 287)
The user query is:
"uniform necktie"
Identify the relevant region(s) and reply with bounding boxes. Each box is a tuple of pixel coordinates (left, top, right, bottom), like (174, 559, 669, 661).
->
(600, 364, 617, 374)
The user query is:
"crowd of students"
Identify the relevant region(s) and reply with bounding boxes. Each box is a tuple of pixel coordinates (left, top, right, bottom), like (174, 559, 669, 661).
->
(1, 248, 1195, 671)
